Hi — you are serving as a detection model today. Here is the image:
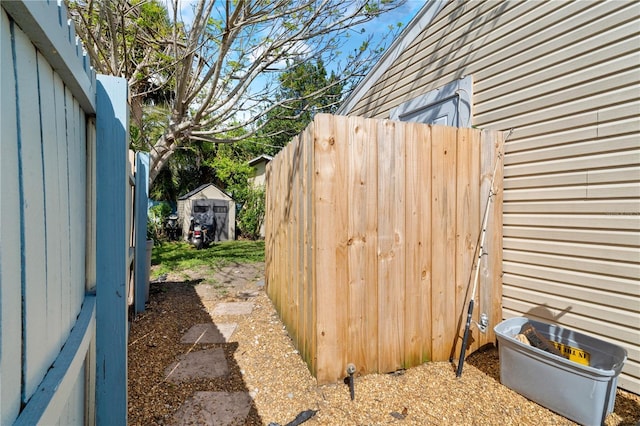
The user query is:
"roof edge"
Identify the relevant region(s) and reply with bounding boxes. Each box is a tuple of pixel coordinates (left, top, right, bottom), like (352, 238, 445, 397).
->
(248, 154, 273, 166)
(178, 183, 235, 201)
(336, 0, 448, 116)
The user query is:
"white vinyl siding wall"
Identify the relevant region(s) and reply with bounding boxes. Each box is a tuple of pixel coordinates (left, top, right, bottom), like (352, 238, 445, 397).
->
(343, 0, 640, 393)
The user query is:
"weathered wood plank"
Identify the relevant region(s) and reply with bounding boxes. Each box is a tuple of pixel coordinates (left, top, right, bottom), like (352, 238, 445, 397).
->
(333, 114, 349, 376)
(314, 114, 343, 382)
(482, 131, 503, 348)
(452, 128, 481, 361)
(404, 122, 432, 366)
(296, 132, 305, 362)
(287, 139, 297, 346)
(430, 125, 457, 361)
(346, 116, 379, 374)
(1, 12, 23, 424)
(304, 123, 316, 374)
(377, 119, 405, 372)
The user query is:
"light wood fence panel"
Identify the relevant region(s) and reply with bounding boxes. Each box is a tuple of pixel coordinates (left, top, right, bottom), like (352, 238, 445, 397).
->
(266, 114, 503, 384)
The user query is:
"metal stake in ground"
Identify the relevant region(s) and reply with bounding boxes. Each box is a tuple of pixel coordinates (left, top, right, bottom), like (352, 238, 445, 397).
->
(456, 136, 507, 378)
(346, 363, 356, 400)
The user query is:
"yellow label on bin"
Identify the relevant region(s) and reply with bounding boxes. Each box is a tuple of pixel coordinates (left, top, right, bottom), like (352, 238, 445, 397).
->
(551, 341, 590, 366)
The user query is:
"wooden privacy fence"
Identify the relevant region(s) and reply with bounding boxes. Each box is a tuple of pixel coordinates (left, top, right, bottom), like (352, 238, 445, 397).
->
(265, 114, 504, 384)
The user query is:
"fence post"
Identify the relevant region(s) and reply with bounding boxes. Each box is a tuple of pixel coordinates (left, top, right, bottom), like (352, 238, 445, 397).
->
(134, 152, 150, 313)
(95, 74, 128, 425)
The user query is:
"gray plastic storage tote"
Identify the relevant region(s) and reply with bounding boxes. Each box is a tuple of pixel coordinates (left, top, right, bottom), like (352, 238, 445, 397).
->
(494, 317, 626, 426)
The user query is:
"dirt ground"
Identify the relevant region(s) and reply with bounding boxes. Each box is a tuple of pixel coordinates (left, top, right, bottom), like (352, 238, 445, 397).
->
(128, 261, 640, 425)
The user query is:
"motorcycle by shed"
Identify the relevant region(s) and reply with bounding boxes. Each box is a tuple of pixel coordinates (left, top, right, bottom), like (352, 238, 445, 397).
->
(188, 217, 212, 249)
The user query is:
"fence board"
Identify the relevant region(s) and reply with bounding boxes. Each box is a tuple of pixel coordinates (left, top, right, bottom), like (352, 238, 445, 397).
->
(38, 54, 65, 367)
(430, 125, 458, 362)
(52, 73, 73, 352)
(404, 122, 431, 365)
(377, 120, 406, 372)
(95, 75, 129, 425)
(483, 130, 503, 349)
(346, 116, 379, 373)
(74, 98, 87, 314)
(314, 114, 344, 381)
(334, 117, 350, 376)
(134, 152, 150, 313)
(1, 12, 23, 424)
(14, 23, 50, 401)
(14, 296, 95, 426)
(304, 124, 316, 373)
(452, 128, 480, 361)
(266, 114, 503, 383)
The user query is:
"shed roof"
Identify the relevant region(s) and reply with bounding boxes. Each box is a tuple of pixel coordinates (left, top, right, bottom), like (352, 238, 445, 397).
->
(178, 183, 233, 201)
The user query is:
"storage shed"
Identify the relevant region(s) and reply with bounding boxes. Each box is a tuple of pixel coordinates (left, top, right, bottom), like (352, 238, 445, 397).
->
(337, 0, 640, 393)
(178, 184, 236, 242)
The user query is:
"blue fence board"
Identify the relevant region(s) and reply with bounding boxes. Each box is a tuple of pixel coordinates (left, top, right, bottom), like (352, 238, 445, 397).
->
(1, 10, 23, 424)
(134, 152, 150, 313)
(14, 296, 96, 425)
(38, 52, 66, 369)
(95, 74, 129, 425)
(12, 10, 50, 404)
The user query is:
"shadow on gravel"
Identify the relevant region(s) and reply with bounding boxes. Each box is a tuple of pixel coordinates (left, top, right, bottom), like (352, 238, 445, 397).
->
(127, 279, 262, 425)
(465, 344, 500, 381)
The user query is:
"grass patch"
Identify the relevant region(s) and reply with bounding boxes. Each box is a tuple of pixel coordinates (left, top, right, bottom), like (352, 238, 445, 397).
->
(150, 240, 265, 279)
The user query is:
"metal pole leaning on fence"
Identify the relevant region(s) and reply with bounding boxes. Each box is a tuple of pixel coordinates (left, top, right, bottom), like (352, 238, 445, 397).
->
(456, 130, 510, 378)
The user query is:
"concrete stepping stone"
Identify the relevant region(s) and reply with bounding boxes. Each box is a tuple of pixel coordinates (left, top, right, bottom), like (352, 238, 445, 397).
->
(211, 301, 254, 316)
(170, 391, 252, 426)
(164, 348, 228, 382)
(180, 323, 237, 344)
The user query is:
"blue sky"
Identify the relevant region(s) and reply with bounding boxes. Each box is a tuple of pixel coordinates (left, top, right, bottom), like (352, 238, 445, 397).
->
(165, 1, 425, 60)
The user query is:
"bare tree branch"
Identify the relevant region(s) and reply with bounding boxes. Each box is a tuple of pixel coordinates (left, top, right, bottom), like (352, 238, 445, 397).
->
(66, 0, 406, 185)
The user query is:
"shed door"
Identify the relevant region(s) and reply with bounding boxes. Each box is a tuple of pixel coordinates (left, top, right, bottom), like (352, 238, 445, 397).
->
(212, 202, 229, 241)
(192, 200, 230, 241)
(192, 200, 214, 228)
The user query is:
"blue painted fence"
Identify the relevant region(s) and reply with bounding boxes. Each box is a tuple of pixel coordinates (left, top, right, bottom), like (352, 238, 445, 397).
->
(1, 1, 149, 424)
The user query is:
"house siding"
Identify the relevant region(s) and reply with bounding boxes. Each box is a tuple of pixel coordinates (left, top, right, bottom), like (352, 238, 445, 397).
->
(341, 0, 640, 393)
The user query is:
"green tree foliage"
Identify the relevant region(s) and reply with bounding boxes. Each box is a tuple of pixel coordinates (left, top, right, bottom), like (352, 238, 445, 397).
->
(255, 59, 343, 155)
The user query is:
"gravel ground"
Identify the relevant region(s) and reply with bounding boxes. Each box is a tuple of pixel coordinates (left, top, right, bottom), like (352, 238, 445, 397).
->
(128, 261, 640, 425)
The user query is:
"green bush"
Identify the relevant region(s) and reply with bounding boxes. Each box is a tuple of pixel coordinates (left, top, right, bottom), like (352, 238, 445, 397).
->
(237, 186, 265, 240)
(147, 202, 171, 242)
